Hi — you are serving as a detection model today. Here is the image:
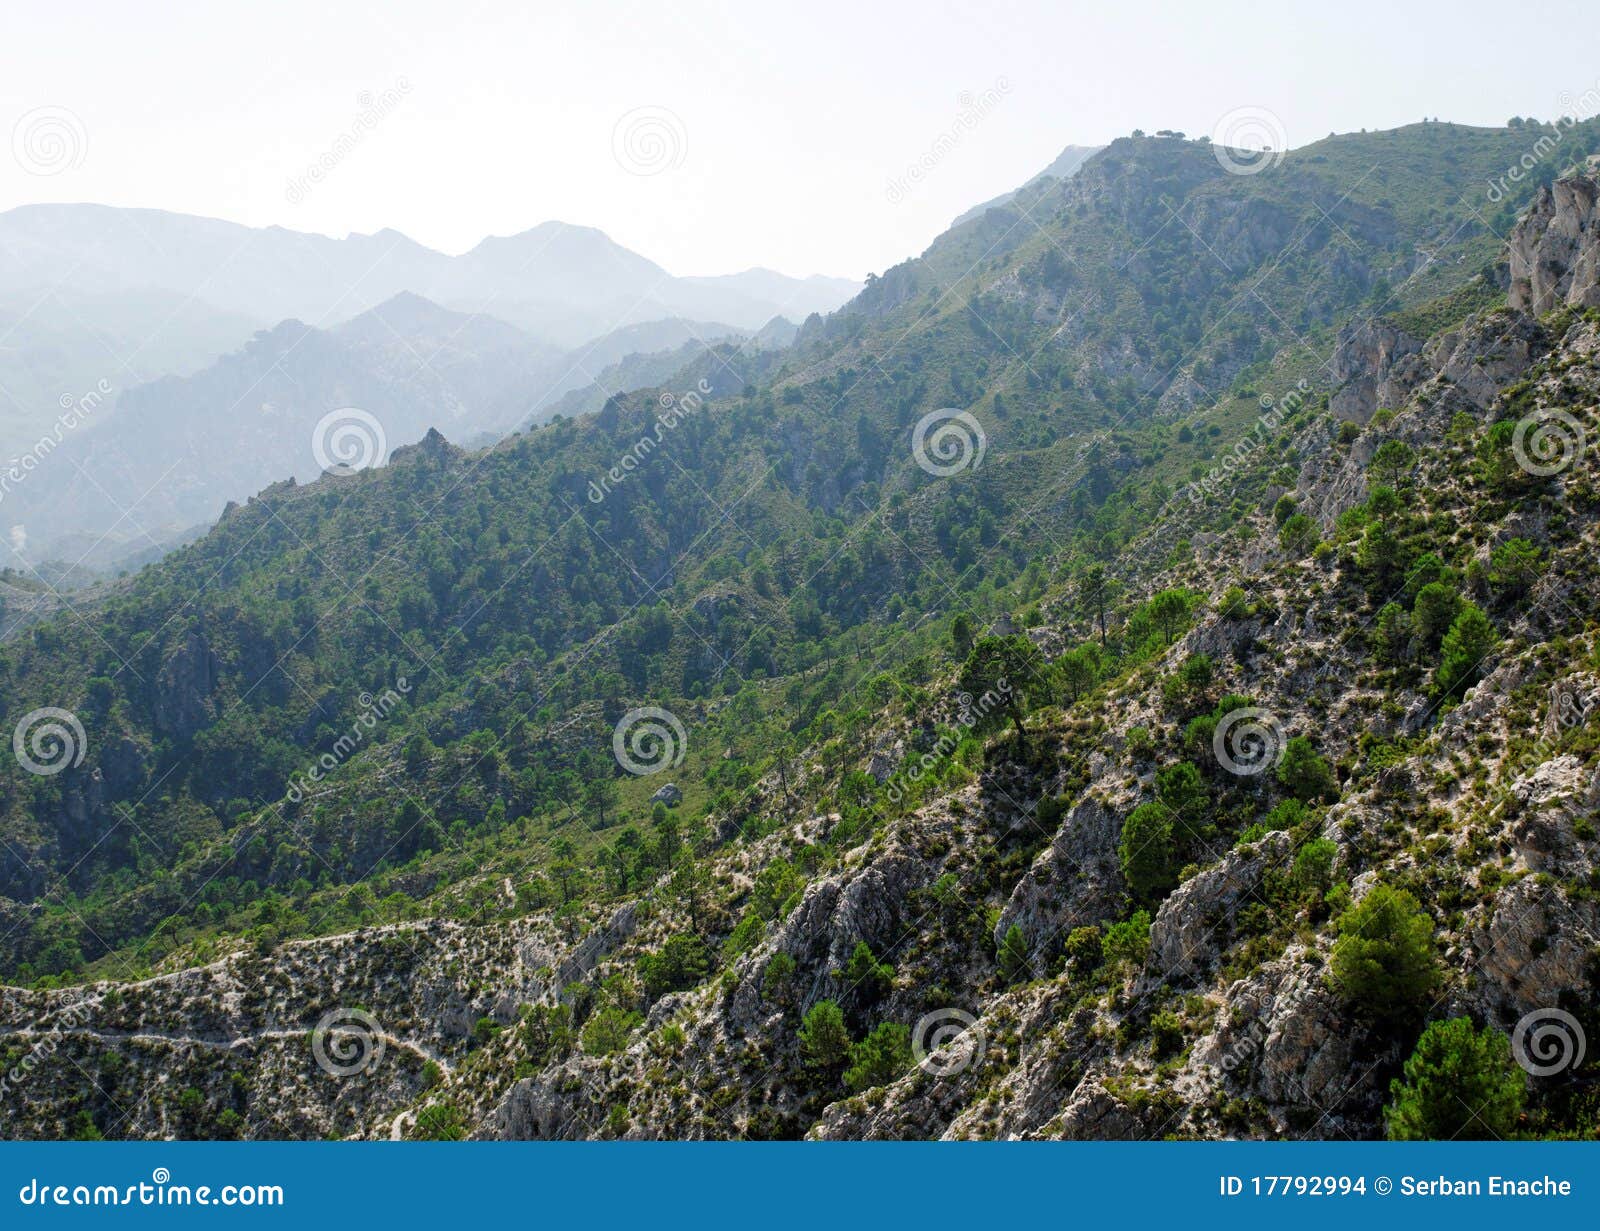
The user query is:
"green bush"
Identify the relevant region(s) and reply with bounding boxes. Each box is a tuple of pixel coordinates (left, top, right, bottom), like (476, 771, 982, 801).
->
(1328, 886, 1439, 1023)
(1288, 838, 1337, 895)
(1103, 910, 1152, 970)
(798, 1000, 852, 1073)
(842, 940, 893, 1000)
(1119, 803, 1178, 901)
(1279, 512, 1319, 556)
(1150, 1009, 1185, 1059)
(997, 924, 1030, 983)
(1386, 1018, 1524, 1140)
(1435, 604, 1497, 698)
(1277, 737, 1338, 802)
(844, 1022, 913, 1092)
(639, 934, 711, 998)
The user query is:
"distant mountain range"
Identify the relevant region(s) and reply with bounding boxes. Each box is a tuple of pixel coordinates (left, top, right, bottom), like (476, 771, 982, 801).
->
(0, 205, 859, 455)
(0, 206, 859, 344)
(0, 292, 777, 568)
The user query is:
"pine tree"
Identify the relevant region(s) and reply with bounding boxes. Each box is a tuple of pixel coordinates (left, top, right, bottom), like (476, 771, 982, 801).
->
(1386, 1018, 1524, 1140)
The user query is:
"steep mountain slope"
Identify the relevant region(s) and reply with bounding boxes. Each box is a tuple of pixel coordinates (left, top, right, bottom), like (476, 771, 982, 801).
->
(2, 127, 1598, 1142)
(0, 121, 1584, 979)
(951, 142, 1103, 227)
(525, 318, 799, 427)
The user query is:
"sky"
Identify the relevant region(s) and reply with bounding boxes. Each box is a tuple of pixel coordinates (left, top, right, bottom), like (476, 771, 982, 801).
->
(3, 0, 1598, 280)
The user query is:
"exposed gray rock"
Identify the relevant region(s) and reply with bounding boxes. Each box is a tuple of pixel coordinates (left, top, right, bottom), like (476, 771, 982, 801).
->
(650, 782, 682, 807)
(153, 630, 219, 738)
(995, 795, 1124, 972)
(1147, 831, 1292, 983)
(1510, 173, 1600, 313)
(1329, 318, 1424, 422)
(1468, 878, 1600, 1021)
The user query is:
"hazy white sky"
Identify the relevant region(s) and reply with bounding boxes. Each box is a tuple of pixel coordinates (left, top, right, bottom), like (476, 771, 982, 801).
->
(3, 0, 1597, 279)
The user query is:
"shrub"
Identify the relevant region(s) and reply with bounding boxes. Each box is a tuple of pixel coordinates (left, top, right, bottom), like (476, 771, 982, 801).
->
(798, 1000, 852, 1072)
(1162, 654, 1215, 715)
(1279, 512, 1319, 556)
(1411, 582, 1461, 652)
(1119, 803, 1178, 901)
(1156, 761, 1208, 819)
(1328, 886, 1439, 1023)
(762, 952, 797, 998)
(1435, 604, 1497, 698)
(1150, 1009, 1185, 1059)
(1103, 910, 1152, 970)
(1277, 737, 1338, 802)
(997, 924, 1031, 983)
(843, 1022, 913, 1092)
(1288, 838, 1337, 895)
(841, 940, 893, 1000)
(639, 934, 711, 998)
(1064, 925, 1102, 974)
(1386, 1018, 1524, 1140)
(1488, 538, 1541, 595)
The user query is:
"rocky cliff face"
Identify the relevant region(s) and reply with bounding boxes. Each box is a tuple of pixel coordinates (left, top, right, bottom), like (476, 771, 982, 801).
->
(1329, 319, 1424, 422)
(1510, 173, 1600, 313)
